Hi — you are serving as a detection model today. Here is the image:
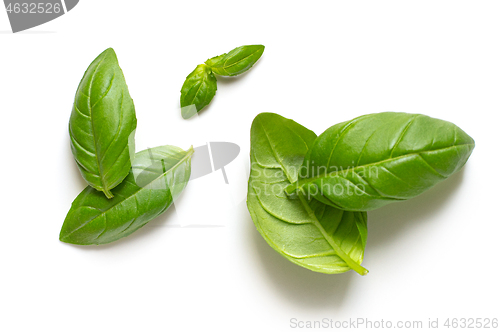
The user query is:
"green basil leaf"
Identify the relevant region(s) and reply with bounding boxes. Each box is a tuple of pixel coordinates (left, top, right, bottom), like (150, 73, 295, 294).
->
(180, 64, 217, 119)
(205, 45, 265, 76)
(69, 48, 137, 199)
(247, 113, 368, 275)
(60, 145, 193, 245)
(286, 112, 475, 211)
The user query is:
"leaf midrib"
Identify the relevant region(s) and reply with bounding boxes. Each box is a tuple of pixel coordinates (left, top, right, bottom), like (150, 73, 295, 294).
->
(222, 48, 260, 71)
(291, 143, 475, 190)
(87, 50, 110, 192)
(257, 118, 294, 183)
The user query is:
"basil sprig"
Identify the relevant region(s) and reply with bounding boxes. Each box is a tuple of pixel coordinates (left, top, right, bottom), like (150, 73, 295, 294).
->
(62, 49, 195, 245)
(180, 45, 265, 119)
(247, 113, 368, 275)
(247, 112, 474, 274)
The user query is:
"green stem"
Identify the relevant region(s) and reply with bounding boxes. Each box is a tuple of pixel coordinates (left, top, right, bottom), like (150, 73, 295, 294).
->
(285, 182, 299, 195)
(103, 188, 114, 199)
(285, 176, 321, 195)
(297, 191, 368, 276)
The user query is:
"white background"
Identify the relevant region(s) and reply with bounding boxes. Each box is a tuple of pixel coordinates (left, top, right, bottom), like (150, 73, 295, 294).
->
(1, 1, 499, 331)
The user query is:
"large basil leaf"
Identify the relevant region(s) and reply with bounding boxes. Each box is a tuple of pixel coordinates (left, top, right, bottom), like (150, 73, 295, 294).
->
(205, 45, 265, 76)
(247, 113, 368, 275)
(60, 145, 193, 245)
(69, 48, 137, 199)
(180, 64, 217, 119)
(286, 112, 475, 211)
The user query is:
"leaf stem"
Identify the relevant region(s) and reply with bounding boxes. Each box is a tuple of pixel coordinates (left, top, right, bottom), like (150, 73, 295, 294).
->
(285, 182, 299, 195)
(103, 188, 114, 199)
(297, 191, 369, 276)
(285, 177, 317, 195)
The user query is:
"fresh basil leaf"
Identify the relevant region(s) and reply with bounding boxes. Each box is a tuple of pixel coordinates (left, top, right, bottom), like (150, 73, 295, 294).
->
(180, 64, 217, 119)
(286, 112, 475, 211)
(205, 45, 265, 76)
(247, 113, 368, 275)
(60, 145, 193, 245)
(69, 48, 137, 199)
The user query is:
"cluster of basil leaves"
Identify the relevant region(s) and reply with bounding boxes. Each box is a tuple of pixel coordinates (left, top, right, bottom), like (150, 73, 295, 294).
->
(61, 48, 194, 245)
(247, 112, 475, 275)
(180, 45, 265, 119)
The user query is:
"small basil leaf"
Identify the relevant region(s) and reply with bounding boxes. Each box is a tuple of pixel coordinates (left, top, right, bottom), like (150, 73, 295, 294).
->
(286, 112, 475, 211)
(180, 64, 217, 119)
(69, 48, 137, 199)
(247, 113, 368, 275)
(205, 45, 265, 76)
(60, 145, 193, 245)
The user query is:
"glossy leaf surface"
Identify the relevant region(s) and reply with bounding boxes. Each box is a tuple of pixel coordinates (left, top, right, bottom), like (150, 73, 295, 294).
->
(69, 48, 137, 198)
(247, 113, 368, 275)
(60, 145, 193, 245)
(287, 112, 475, 211)
(180, 64, 217, 119)
(205, 45, 265, 76)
